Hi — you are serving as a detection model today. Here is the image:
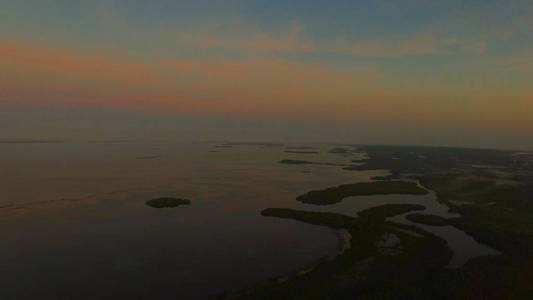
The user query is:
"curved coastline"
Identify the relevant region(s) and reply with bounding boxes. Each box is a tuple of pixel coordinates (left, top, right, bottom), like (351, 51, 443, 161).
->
(225, 204, 451, 299)
(219, 227, 353, 299)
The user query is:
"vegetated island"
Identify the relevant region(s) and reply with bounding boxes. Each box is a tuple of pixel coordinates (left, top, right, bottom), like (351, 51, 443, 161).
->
(284, 150, 319, 154)
(262, 208, 357, 228)
(357, 204, 425, 219)
(296, 181, 428, 205)
(328, 147, 349, 154)
(285, 146, 318, 150)
(146, 197, 191, 208)
(406, 213, 449, 226)
(225, 142, 283, 147)
(228, 206, 451, 299)
(280, 159, 347, 166)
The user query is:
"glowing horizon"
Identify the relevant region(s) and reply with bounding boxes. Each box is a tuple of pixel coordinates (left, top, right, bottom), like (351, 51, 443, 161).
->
(1, 1, 532, 149)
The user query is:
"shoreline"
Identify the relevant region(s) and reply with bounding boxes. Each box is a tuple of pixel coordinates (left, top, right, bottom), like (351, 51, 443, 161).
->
(278, 228, 352, 282)
(221, 228, 352, 299)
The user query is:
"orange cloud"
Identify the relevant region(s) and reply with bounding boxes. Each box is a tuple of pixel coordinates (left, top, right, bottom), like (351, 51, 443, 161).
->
(0, 39, 154, 85)
(1, 38, 531, 133)
(0, 38, 384, 119)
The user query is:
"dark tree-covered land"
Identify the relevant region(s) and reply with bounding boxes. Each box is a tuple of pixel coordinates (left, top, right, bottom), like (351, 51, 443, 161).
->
(230, 145, 533, 299)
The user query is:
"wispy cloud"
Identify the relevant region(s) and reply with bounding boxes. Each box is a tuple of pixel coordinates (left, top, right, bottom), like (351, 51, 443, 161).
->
(0, 39, 153, 85)
(326, 33, 449, 57)
(93, 8, 487, 59)
(325, 31, 488, 57)
(504, 48, 533, 72)
(172, 24, 316, 54)
(163, 23, 489, 58)
(0, 38, 384, 120)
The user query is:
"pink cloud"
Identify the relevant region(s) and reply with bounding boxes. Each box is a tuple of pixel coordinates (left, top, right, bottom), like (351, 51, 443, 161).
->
(1, 38, 530, 133)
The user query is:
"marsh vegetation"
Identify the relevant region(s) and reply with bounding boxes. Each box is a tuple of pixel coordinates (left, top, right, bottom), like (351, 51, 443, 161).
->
(296, 181, 428, 205)
(246, 145, 533, 299)
(238, 206, 452, 299)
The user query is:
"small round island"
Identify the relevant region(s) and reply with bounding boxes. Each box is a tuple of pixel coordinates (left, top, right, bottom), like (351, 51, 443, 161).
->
(146, 197, 191, 208)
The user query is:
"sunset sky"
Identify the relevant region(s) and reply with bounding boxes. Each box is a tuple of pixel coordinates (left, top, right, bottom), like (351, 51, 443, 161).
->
(1, 1, 532, 149)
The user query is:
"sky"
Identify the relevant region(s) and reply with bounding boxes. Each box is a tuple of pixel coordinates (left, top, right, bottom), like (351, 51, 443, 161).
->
(1, 0, 532, 149)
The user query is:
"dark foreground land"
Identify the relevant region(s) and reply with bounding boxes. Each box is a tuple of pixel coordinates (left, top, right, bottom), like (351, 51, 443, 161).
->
(233, 206, 452, 299)
(231, 145, 533, 299)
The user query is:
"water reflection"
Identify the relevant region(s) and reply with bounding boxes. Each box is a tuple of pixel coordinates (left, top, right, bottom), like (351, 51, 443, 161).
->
(0, 141, 499, 297)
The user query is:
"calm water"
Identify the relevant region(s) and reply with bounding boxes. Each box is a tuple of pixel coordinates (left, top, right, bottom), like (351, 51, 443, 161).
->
(0, 141, 497, 298)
